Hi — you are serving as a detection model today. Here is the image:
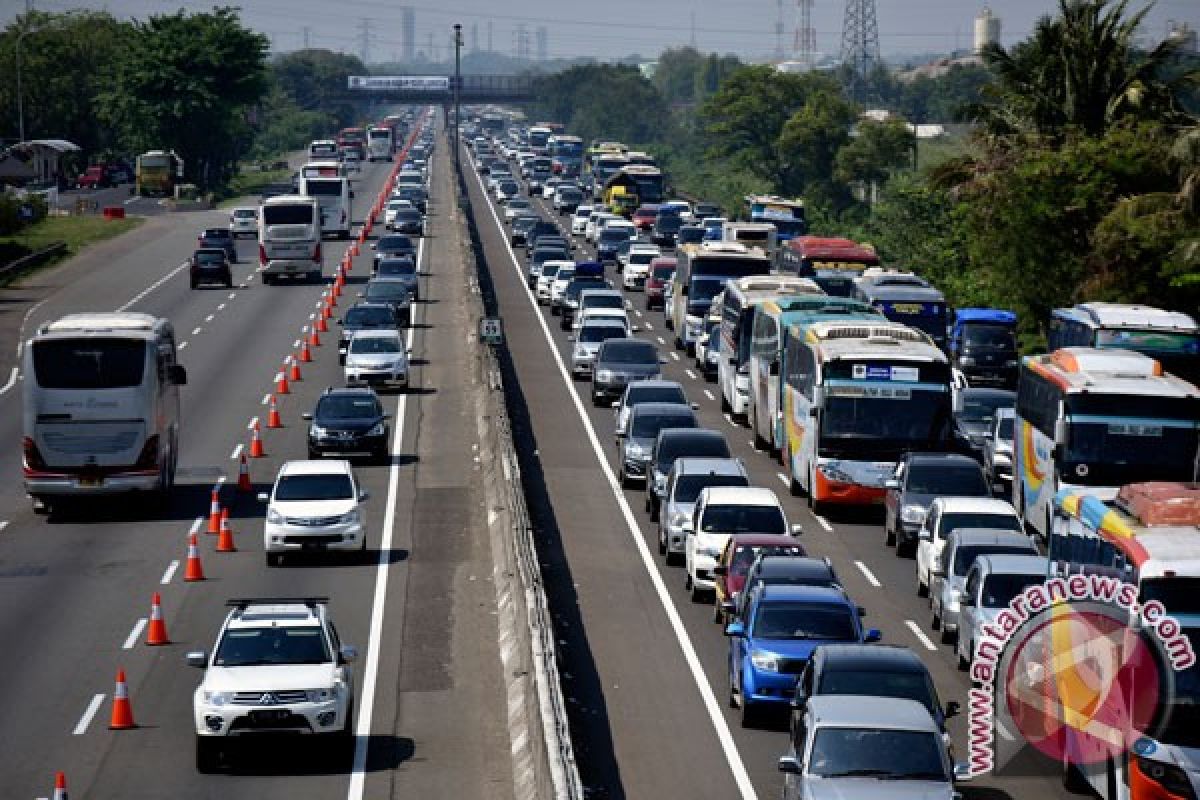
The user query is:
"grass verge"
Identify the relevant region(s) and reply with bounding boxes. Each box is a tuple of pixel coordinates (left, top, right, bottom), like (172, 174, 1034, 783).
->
(0, 215, 144, 285)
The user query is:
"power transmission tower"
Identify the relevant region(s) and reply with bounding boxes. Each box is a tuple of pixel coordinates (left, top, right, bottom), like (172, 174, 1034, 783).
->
(774, 0, 786, 60)
(302, 25, 311, 49)
(795, 0, 816, 67)
(358, 18, 371, 64)
(840, 0, 880, 99)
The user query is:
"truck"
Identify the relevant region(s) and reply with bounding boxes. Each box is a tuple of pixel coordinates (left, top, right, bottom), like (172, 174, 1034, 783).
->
(135, 150, 184, 197)
(946, 308, 1018, 388)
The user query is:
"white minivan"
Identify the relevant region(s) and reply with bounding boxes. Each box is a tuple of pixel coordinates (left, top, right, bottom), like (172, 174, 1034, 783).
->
(299, 171, 352, 240)
(259, 195, 323, 284)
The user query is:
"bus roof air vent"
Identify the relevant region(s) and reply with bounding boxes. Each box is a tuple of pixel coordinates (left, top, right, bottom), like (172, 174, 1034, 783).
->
(1049, 347, 1162, 377)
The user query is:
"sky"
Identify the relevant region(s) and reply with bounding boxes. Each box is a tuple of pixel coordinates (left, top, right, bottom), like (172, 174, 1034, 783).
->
(5, 0, 1199, 63)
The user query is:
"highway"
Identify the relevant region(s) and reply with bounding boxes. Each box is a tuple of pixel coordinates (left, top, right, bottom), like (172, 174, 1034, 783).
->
(0, 121, 514, 799)
(459, 140, 1079, 800)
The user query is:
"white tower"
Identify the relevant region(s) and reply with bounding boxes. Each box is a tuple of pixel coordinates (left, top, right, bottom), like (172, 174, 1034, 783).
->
(974, 7, 1001, 55)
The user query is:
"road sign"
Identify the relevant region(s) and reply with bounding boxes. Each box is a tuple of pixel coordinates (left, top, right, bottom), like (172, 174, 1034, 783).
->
(480, 318, 504, 345)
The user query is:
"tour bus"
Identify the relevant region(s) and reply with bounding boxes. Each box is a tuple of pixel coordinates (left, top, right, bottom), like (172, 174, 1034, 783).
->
(718, 275, 824, 419)
(308, 139, 340, 162)
(298, 168, 352, 240)
(608, 164, 665, 206)
(1049, 302, 1200, 385)
(625, 150, 658, 168)
(337, 127, 366, 160)
(722, 221, 778, 262)
(259, 194, 323, 284)
(300, 160, 346, 180)
(853, 268, 948, 348)
(1014, 348, 1200, 540)
(22, 313, 186, 513)
(744, 195, 807, 241)
(778, 236, 881, 297)
(590, 153, 631, 200)
(670, 242, 772, 355)
(549, 134, 584, 177)
(584, 142, 626, 178)
(1049, 482, 1200, 800)
(366, 126, 394, 161)
(779, 320, 952, 508)
(528, 125, 553, 155)
(748, 297, 884, 456)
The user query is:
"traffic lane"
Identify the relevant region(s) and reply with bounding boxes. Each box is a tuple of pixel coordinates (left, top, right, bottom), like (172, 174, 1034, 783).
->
(487, 178, 1063, 798)
(464, 148, 748, 800)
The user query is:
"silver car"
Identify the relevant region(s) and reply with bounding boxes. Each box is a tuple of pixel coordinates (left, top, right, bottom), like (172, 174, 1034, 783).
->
(343, 330, 409, 389)
(617, 402, 697, 488)
(955, 554, 1049, 671)
(931, 528, 1037, 643)
(983, 408, 1015, 494)
(570, 320, 629, 379)
(659, 457, 749, 566)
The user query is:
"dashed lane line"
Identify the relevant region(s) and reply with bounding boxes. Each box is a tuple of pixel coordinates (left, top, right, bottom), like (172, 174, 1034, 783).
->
(191, 327, 202, 336)
(657, 336, 666, 345)
(905, 620, 939, 652)
(122, 618, 148, 650)
(704, 390, 715, 401)
(178, 341, 188, 350)
(231, 443, 244, 461)
(685, 369, 697, 380)
(854, 560, 882, 588)
(188, 516, 203, 535)
(160, 560, 180, 585)
(670, 352, 680, 361)
(0, 366, 18, 395)
(814, 515, 833, 532)
(776, 472, 789, 488)
(72, 693, 105, 736)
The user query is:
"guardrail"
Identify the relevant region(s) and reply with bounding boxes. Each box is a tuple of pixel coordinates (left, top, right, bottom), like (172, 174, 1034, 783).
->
(0, 240, 66, 278)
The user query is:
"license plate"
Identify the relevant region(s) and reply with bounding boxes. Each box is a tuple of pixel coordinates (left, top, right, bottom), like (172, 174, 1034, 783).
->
(79, 476, 102, 487)
(250, 710, 289, 723)
(302, 541, 326, 551)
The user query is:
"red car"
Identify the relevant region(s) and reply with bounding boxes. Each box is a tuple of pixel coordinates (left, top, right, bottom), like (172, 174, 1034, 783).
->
(76, 165, 111, 189)
(712, 533, 806, 624)
(631, 204, 660, 231)
(643, 257, 677, 311)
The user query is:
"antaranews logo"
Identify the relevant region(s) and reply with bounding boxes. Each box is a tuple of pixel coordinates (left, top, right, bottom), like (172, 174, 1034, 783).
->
(967, 573, 1196, 777)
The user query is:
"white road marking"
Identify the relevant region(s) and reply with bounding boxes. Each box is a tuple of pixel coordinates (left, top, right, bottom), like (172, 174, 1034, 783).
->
(0, 366, 18, 395)
(160, 560, 180, 585)
(293, 339, 301, 348)
(656, 335, 665, 345)
(205, 314, 214, 323)
(685, 369, 697, 380)
(246, 417, 258, 430)
(348, 228, 425, 799)
(0, 521, 8, 533)
(122, 618, 148, 650)
(191, 327, 202, 336)
(230, 443, 244, 460)
(72, 693, 105, 735)
(178, 341, 188, 350)
(634, 309, 642, 317)
(189, 516, 203, 535)
(217, 303, 226, 311)
(117, 259, 191, 311)
(814, 515, 833, 532)
(261, 393, 271, 405)
(854, 560, 882, 588)
(228, 292, 237, 299)
(467, 160, 758, 800)
(644, 322, 654, 330)
(996, 720, 1017, 741)
(905, 620, 939, 652)
(670, 352, 680, 361)
(776, 472, 789, 487)
(704, 390, 715, 401)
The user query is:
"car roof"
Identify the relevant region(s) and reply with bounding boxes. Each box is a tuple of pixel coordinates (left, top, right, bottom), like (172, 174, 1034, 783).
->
(907, 452, 980, 467)
(974, 554, 1049, 575)
(814, 643, 927, 674)
(657, 428, 726, 445)
(226, 602, 325, 630)
(626, 379, 683, 392)
(630, 401, 694, 417)
(947, 528, 1037, 548)
(807, 695, 939, 732)
(700, 486, 780, 506)
(348, 329, 401, 340)
(759, 583, 851, 605)
(279, 459, 354, 477)
(933, 497, 1017, 514)
(754, 555, 835, 579)
(673, 457, 746, 477)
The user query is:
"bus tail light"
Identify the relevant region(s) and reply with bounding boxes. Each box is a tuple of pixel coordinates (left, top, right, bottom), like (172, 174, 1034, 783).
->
(259, 243, 267, 266)
(22, 437, 47, 471)
(313, 242, 322, 263)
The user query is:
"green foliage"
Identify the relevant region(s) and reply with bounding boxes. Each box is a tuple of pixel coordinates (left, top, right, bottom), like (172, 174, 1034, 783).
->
(99, 7, 269, 188)
(271, 49, 367, 130)
(0, 192, 47, 236)
(775, 86, 858, 204)
(652, 48, 741, 105)
(530, 65, 671, 146)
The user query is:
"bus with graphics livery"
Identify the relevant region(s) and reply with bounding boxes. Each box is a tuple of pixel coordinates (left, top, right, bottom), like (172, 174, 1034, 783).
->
(778, 236, 881, 297)
(1049, 303, 1199, 385)
(853, 268, 948, 349)
(743, 195, 807, 241)
(669, 242, 771, 356)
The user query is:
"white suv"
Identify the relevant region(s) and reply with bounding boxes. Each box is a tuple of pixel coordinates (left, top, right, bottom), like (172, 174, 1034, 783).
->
(188, 598, 357, 772)
(260, 460, 368, 566)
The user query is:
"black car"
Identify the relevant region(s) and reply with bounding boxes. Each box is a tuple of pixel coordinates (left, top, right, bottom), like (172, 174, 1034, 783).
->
(395, 186, 427, 213)
(304, 387, 390, 464)
(676, 225, 705, 247)
(525, 221, 562, 255)
(693, 202, 722, 219)
(530, 233, 571, 254)
(361, 278, 414, 326)
(952, 388, 1016, 462)
(374, 257, 419, 301)
(652, 213, 683, 248)
(372, 235, 416, 271)
(646, 428, 731, 520)
(884, 452, 990, 557)
(728, 555, 841, 620)
(188, 248, 233, 289)
(337, 302, 402, 364)
(510, 214, 542, 246)
(391, 208, 425, 236)
(197, 228, 237, 263)
(596, 226, 635, 263)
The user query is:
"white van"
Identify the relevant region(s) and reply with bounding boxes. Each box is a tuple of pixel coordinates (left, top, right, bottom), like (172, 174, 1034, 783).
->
(299, 172, 352, 240)
(259, 194, 323, 284)
(367, 126, 394, 161)
(22, 313, 186, 513)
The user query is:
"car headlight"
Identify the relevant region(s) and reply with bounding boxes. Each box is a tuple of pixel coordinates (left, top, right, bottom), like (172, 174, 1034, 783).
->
(1005, 360, 1019, 367)
(596, 370, 613, 382)
(818, 463, 855, 484)
(368, 422, 387, 436)
(311, 425, 328, 437)
(1136, 756, 1195, 797)
(305, 688, 334, 702)
(339, 509, 360, 525)
(574, 346, 588, 359)
(625, 442, 644, 458)
(267, 508, 283, 525)
(669, 512, 689, 530)
(750, 650, 779, 672)
(959, 356, 976, 366)
(901, 504, 927, 525)
(203, 690, 233, 706)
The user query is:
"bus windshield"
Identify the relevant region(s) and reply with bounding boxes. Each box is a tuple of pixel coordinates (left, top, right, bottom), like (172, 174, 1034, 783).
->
(263, 205, 313, 225)
(33, 339, 146, 389)
(1063, 394, 1199, 486)
(819, 389, 951, 459)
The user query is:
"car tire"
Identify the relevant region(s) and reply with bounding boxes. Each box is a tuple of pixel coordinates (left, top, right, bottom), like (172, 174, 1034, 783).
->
(658, 528, 666, 555)
(740, 697, 758, 728)
(896, 538, 914, 558)
(550, 306, 559, 316)
(940, 625, 957, 646)
(262, 274, 274, 286)
(690, 582, 705, 603)
(917, 574, 928, 598)
(195, 737, 220, 773)
(266, 552, 284, 568)
(957, 642, 970, 671)
(885, 525, 896, 547)
(190, 279, 198, 289)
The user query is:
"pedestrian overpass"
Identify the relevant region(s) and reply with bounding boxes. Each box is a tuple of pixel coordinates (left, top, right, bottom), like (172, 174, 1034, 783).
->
(348, 75, 536, 104)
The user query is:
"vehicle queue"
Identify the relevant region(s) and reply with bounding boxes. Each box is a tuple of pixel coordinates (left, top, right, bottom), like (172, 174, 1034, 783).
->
(463, 109, 1200, 800)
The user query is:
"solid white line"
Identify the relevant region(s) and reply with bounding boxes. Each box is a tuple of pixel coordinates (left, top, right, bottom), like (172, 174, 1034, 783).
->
(191, 327, 202, 336)
(230, 443, 244, 460)
(466, 159, 758, 800)
(685, 369, 697, 380)
(160, 560, 180, 585)
(905, 619, 939, 652)
(116, 259, 191, 311)
(670, 352, 680, 361)
(814, 515, 833, 532)
(189, 516, 203, 535)
(854, 560, 882, 588)
(347, 221, 424, 799)
(122, 618, 148, 650)
(704, 390, 715, 401)
(72, 693, 105, 735)
(0, 366, 18, 395)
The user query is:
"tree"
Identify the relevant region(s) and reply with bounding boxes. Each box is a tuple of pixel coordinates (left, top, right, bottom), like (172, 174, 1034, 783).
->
(774, 83, 859, 202)
(99, 7, 269, 188)
(271, 49, 367, 130)
(530, 65, 671, 146)
(834, 117, 916, 198)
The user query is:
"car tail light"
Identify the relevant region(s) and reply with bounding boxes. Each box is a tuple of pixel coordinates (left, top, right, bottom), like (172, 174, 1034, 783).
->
(134, 435, 160, 470)
(313, 242, 322, 263)
(259, 243, 267, 266)
(22, 436, 47, 470)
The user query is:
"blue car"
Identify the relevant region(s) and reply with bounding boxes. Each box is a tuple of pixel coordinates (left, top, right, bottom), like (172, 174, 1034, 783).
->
(725, 584, 879, 727)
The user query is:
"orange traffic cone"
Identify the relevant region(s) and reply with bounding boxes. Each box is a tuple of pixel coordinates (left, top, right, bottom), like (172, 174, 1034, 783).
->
(52, 771, 68, 800)
(315, 314, 328, 333)
(308, 325, 321, 346)
(184, 533, 206, 581)
(207, 489, 222, 534)
(288, 355, 302, 382)
(216, 512, 237, 553)
(299, 338, 313, 363)
(267, 396, 282, 428)
(322, 301, 334, 319)
(249, 421, 265, 458)
(146, 592, 170, 645)
(109, 669, 136, 729)
(237, 453, 252, 492)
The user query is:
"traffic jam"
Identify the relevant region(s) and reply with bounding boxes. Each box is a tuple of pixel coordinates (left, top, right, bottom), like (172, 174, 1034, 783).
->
(461, 110, 1200, 800)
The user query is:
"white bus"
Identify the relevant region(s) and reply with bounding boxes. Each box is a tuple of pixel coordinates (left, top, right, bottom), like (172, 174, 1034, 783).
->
(670, 242, 771, 355)
(717, 275, 823, 419)
(298, 170, 352, 240)
(1049, 302, 1199, 385)
(259, 194, 323, 284)
(779, 320, 952, 510)
(1014, 348, 1200, 540)
(308, 139, 340, 162)
(22, 313, 186, 513)
(722, 221, 778, 262)
(366, 126, 394, 161)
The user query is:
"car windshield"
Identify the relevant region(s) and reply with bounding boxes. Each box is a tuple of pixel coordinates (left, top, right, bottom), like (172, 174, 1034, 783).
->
(510, 200, 531, 210)
(344, 307, 394, 327)
(377, 259, 415, 276)
(580, 325, 626, 344)
(601, 341, 657, 364)
(959, 392, 1014, 423)
(674, 474, 748, 503)
(818, 671, 937, 716)
(953, 545, 1034, 575)
(214, 625, 331, 667)
(981, 573, 1044, 607)
(274, 473, 355, 501)
(366, 282, 410, 300)
(964, 323, 1016, 349)
(377, 237, 413, 252)
(195, 252, 225, 264)
(631, 412, 695, 438)
(940, 512, 1021, 539)
(808, 728, 946, 780)
(316, 395, 379, 419)
(752, 603, 856, 640)
(33, 338, 146, 389)
(233, 209, 255, 219)
(656, 436, 729, 471)
(678, 227, 704, 243)
(652, 265, 676, 280)
(584, 295, 624, 310)
(555, 269, 575, 282)
(701, 504, 786, 534)
(395, 211, 421, 221)
(600, 229, 633, 242)
(350, 336, 402, 354)
(906, 464, 988, 496)
(627, 386, 686, 406)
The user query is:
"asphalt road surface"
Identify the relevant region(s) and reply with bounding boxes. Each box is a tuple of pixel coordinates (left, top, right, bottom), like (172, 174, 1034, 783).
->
(0, 120, 514, 800)
(460, 141, 1081, 800)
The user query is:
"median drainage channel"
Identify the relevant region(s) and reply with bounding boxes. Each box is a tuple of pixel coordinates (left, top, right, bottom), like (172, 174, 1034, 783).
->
(455, 150, 584, 799)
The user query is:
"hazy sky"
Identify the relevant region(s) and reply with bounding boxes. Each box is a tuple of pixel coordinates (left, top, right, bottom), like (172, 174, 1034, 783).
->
(6, 0, 1199, 62)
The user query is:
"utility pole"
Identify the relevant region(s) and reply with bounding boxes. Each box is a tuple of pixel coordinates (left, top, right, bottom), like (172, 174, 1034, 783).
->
(302, 25, 311, 49)
(358, 18, 371, 64)
(453, 23, 462, 173)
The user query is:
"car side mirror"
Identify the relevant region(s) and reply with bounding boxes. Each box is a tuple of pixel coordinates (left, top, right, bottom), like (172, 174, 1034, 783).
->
(339, 644, 358, 664)
(720, 600, 736, 615)
(954, 762, 973, 782)
(790, 523, 803, 536)
(631, 325, 640, 333)
(186, 650, 208, 668)
(712, 565, 727, 576)
(682, 523, 694, 535)
(256, 492, 270, 503)
(945, 700, 961, 718)
(659, 356, 668, 365)
(864, 628, 882, 643)
(335, 319, 343, 325)
(168, 365, 188, 385)
(302, 412, 313, 420)
(724, 621, 746, 638)
(778, 755, 802, 775)
(918, 528, 932, 540)
(690, 402, 699, 410)
(370, 243, 376, 249)
(358, 489, 370, 502)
